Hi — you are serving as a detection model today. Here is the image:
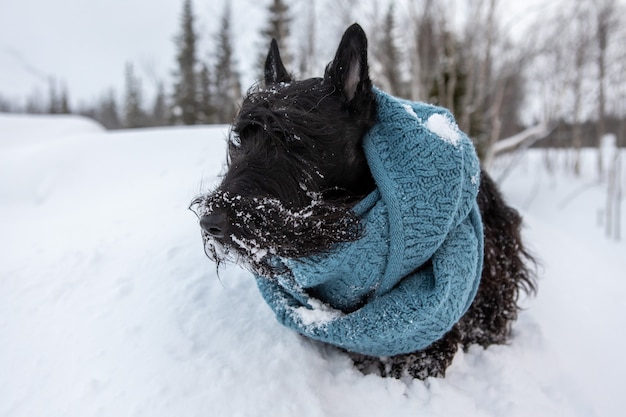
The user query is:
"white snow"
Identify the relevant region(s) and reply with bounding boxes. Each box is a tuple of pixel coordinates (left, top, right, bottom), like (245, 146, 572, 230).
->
(291, 297, 345, 329)
(425, 113, 462, 146)
(1, 114, 625, 417)
(402, 103, 419, 120)
(0, 113, 104, 151)
(230, 234, 268, 263)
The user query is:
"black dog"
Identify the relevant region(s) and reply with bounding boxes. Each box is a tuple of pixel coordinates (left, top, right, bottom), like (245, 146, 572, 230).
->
(191, 24, 536, 379)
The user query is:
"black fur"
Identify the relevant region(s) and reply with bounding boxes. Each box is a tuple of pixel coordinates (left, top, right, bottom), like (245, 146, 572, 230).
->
(191, 23, 536, 379)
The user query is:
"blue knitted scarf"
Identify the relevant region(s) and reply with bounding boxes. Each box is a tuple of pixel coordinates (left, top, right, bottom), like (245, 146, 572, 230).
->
(256, 88, 484, 357)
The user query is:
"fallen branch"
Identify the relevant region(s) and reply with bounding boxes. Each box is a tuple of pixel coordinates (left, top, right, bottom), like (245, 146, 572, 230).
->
(486, 121, 556, 183)
(491, 121, 554, 157)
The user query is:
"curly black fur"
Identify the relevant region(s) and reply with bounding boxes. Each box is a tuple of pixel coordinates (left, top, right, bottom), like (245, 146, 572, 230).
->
(189, 190, 362, 277)
(193, 24, 537, 380)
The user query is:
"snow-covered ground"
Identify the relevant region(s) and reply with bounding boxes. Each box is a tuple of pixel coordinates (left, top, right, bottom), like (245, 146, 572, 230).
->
(1, 114, 624, 417)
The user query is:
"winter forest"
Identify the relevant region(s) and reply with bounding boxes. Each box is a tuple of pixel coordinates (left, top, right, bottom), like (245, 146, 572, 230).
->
(2, 0, 625, 153)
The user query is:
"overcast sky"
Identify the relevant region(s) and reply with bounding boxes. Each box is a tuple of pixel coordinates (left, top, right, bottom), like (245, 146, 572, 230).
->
(0, 0, 557, 109)
(0, 0, 267, 107)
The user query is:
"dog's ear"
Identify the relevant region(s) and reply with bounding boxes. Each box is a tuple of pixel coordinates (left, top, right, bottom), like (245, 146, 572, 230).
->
(264, 39, 292, 85)
(324, 23, 372, 107)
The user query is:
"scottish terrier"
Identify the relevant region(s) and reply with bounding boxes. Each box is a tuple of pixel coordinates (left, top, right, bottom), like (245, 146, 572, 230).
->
(191, 24, 536, 379)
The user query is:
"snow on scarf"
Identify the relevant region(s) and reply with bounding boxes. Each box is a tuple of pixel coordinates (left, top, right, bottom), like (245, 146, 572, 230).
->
(255, 88, 484, 357)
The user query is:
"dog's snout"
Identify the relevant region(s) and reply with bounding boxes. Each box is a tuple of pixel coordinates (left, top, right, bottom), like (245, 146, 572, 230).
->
(200, 213, 229, 239)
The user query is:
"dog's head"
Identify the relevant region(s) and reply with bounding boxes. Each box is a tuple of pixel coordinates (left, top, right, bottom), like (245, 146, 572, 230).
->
(191, 24, 378, 275)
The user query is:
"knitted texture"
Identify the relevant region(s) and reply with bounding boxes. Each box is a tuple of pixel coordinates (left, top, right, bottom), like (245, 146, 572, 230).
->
(256, 88, 484, 357)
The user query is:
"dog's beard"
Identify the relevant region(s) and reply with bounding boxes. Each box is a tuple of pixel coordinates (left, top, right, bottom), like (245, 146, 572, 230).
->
(190, 191, 362, 277)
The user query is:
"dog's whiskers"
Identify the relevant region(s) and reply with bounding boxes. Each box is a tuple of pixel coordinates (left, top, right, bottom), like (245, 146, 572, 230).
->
(192, 190, 362, 277)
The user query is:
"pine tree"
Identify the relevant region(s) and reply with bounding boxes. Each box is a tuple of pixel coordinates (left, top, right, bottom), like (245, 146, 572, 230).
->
(259, 0, 292, 77)
(172, 0, 200, 125)
(99, 89, 122, 129)
(0, 95, 12, 112)
(298, 0, 316, 78)
(198, 63, 214, 123)
(48, 78, 59, 114)
(151, 82, 169, 126)
(47, 79, 71, 114)
(124, 62, 146, 128)
(379, 4, 404, 96)
(213, 2, 241, 123)
(59, 82, 71, 114)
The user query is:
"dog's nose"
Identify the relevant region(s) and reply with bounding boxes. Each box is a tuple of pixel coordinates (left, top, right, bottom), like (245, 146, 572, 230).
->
(200, 213, 228, 239)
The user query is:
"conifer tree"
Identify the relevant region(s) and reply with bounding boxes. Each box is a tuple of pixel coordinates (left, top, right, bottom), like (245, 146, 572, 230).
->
(48, 78, 71, 114)
(213, 2, 241, 123)
(259, 0, 292, 76)
(172, 0, 200, 125)
(48, 78, 59, 114)
(198, 63, 214, 124)
(0, 95, 12, 112)
(124, 62, 146, 128)
(151, 82, 169, 127)
(298, 0, 316, 78)
(378, 4, 404, 96)
(99, 89, 122, 129)
(59, 82, 71, 114)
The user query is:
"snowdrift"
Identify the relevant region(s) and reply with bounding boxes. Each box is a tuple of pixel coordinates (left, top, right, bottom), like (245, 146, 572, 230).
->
(1, 114, 624, 417)
(0, 112, 104, 151)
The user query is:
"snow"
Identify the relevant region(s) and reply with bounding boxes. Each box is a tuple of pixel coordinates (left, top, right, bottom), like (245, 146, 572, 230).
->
(1, 114, 625, 417)
(402, 103, 419, 120)
(291, 297, 345, 329)
(425, 113, 462, 146)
